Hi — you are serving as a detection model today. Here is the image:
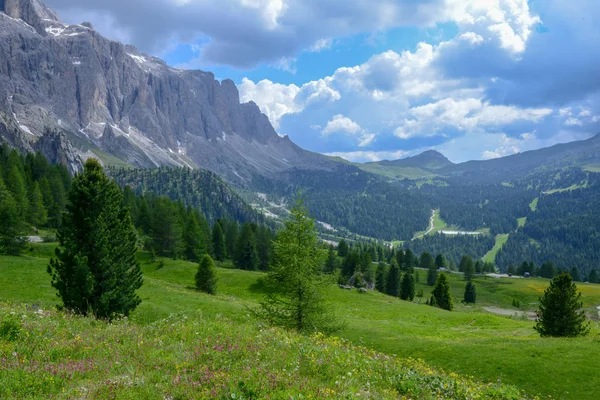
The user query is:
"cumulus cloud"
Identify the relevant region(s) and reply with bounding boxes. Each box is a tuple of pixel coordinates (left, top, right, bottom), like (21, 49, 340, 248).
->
(322, 115, 376, 147)
(326, 150, 410, 163)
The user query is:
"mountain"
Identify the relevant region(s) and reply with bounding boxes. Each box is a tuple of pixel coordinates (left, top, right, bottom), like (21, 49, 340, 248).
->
(361, 134, 600, 182)
(0, 0, 335, 179)
(375, 150, 454, 170)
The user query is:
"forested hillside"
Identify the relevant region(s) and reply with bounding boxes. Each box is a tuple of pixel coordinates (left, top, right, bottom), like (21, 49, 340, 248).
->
(251, 166, 431, 240)
(110, 167, 263, 225)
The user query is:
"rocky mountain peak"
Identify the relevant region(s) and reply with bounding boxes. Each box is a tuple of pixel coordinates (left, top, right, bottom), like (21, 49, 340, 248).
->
(1, 0, 59, 33)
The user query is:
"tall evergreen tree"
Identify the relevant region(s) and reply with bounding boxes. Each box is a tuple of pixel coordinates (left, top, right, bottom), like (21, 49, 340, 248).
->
(431, 273, 453, 311)
(195, 254, 218, 295)
(212, 221, 226, 261)
(435, 254, 447, 270)
(534, 273, 589, 337)
(255, 225, 273, 271)
(464, 280, 476, 304)
(324, 246, 339, 273)
(341, 249, 361, 279)
(419, 251, 435, 270)
(539, 261, 558, 279)
(182, 212, 207, 262)
(27, 181, 47, 229)
(5, 164, 28, 219)
(427, 264, 438, 286)
(404, 248, 415, 272)
(375, 262, 387, 292)
(588, 269, 599, 284)
(224, 220, 238, 259)
(234, 222, 259, 270)
(460, 255, 475, 281)
(337, 239, 349, 257)
(0, 176, 26, 255)
(386, 259, 401, 297)
(400, 272, 415, 301)
(259, 198, 338, 333)
(151, 197, 183, 257)
(569, 266, 581, 282)
(47, 159, 143, 319)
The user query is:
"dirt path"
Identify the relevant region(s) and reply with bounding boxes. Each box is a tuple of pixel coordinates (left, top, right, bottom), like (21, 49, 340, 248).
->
(413, 210, 435, 240)
(483, 306, 536, 320)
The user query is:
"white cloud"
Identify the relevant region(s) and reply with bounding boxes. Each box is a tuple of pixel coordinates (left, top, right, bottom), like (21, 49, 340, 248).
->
(322, 115, 361, 135)
(559, 107, 572, 117)
(458, 32, 484, 45)
(579, 108, 592, 117)
(322, 115, 376, 147)
(309, 38, 332, 52)
(564, 117, 583, 126)
(326, 150, 410, 163)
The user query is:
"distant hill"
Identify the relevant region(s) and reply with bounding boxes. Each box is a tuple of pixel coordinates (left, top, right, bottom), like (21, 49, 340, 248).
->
(375, 150, 454, 170)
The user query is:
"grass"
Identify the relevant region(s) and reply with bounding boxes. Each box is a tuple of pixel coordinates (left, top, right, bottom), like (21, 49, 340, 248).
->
(413, 209, 451, 239)
(517, 217, 527, 228)
(529, 197, 539, 212)
(358, 164, 436, 180)
(482, 233, 510, 263)
(2, 246, 600, 399)
(543, 181, 588, 195)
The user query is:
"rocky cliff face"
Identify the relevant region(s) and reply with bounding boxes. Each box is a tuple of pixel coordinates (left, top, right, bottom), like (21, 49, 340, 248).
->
(0, 0, 334, 180)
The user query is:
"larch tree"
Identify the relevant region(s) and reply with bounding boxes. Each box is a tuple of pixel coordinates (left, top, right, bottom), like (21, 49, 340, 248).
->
(259, 198, 339, 333)
(47, 159, 143, 319)
(534, 273, 589, 337)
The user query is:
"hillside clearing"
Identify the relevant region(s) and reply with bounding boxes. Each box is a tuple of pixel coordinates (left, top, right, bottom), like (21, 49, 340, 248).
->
(482, 233, 510, 263)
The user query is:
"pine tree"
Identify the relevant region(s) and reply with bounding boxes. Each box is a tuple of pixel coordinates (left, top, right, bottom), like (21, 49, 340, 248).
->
(337, 239, 349, 257)
(435, 254, 447, 270)
(419, 251, 435, 270)
(460, 255, 475, 280)
(404, 248, 415, 272)
(212, 221, 226, 261)
(464, 280, 476, 303)
(234, 222, 259, 270)
(259, 198, 339, 333)
(195, 254, 218, 295)
(569, 266, 581, 282)
(534, 273, 589, 337)
(325, 246, 339, 273)
(27, 181, 47, 229)
(255, 225, 273, 271)
(400, 272, 415, 301)
(341, 250, 360, 279)
(375, 262, 387, 292)
(588, 270, 599, 284)
(0, 175, 26, 255)
(151, 197, 182, 258)
(386, 259, 401, 297)
(5, 164, 29, 219)
(432, 273, 453, 311)
(47, 159, 143, 319)
(539, 261, 558, 279)
(182, 212, 206, 262)
(427, 264, 438, 286)
(224, 220, 238, 259)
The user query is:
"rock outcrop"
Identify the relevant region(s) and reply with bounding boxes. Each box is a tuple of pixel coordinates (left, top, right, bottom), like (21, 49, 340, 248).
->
(0, 0, 335, 181)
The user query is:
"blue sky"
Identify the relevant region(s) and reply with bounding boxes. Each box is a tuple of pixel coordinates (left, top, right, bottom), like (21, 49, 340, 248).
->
(48, 0, 600, 163)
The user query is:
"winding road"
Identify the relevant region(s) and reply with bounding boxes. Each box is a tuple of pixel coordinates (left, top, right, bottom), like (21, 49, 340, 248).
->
(412, 209, 435, 240)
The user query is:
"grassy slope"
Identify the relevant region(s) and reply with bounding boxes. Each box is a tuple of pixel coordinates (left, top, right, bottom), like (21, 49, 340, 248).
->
(2, 248, 600, 399)
(358, 163, 436, 180)
(529, 197, 539, 212)
(482, 233, 510, 263)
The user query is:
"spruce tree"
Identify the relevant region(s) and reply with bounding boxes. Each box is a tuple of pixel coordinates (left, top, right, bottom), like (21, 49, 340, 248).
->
(182, 212, 206, 262)
(0, 176, 26, 255)
(375, 262, 387, 292)
(259, 198, 338, 333)
(325, 246, 339, 273)
(460, 255, 475, 280)
(427, 264, 438, 286)
(212, 221, 226, 261)
(47, 159, 142, 319)
(386, 259, 401, 297)
(464, 280, 476, 303)
(234, 222, 259, 270)
(195, 254, 218, 295)
(27, 181, 47, 229)
(419, 251, 435, 270)
(435, 254, 447, 270)
(5, 164, 28, 219)
(337, 239, 349, 257)
(534, 273, 589, 337)
(400, 272, 415, 301)
(224, 220, 238, 259)
(588, 270, 599, 284)
(255, 225, 273, 271)
(432, 273, 453, 311)
(151, 197, 182, 257)
(569, 266, 581, 282)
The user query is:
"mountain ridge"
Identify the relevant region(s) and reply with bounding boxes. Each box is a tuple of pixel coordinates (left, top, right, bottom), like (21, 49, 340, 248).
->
(0, 0, 336, 179)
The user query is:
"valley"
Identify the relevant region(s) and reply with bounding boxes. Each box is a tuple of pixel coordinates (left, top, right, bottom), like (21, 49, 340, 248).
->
(2, 245, 600, 399)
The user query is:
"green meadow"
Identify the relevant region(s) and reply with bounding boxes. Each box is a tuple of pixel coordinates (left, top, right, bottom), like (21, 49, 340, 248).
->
(1, 245, 600, 399)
